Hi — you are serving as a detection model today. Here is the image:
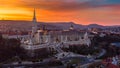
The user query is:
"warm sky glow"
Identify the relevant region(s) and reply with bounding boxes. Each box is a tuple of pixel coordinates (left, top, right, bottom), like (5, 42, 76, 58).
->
(0, 0, 120, 25)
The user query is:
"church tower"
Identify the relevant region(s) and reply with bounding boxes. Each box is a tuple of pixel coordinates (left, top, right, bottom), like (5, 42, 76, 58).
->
(31, 9, 38, 44)
(84, 32, 91, 47)
(32, 9, 37, 33)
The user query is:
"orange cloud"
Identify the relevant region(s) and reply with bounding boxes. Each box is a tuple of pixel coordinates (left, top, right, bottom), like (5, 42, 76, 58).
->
(0, 0, 120, 25)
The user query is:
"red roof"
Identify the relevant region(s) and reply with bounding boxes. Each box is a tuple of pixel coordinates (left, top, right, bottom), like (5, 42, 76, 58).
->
(106, 63, 119, 68)
(102, 62, 119, 68)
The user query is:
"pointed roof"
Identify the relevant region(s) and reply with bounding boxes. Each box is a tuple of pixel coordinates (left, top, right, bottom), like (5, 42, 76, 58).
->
(84, 32, 88, 37)
(33, 8, 37, 24)
(69, 24, 74, 30)
(33, 8, 36, 20)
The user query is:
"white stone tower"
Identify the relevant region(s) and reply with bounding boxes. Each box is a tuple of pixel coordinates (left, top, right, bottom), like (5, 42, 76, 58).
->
(31, 9, 38, 45)
(32, 8, 37, 34)
(84, 32, 91, 47)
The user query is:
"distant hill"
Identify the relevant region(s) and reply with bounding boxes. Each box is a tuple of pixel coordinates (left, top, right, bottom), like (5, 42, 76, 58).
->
(46, 22, 86, 30)
(0, 20, 119, 31)
(86, 24, 105, 28)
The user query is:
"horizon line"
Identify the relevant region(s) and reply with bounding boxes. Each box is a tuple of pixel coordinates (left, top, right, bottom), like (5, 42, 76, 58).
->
(0, 19, 120, 26)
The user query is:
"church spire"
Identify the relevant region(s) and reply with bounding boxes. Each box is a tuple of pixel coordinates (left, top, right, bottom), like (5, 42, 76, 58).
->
(33, 8, 37, 25)
(32, 8, 37, 33)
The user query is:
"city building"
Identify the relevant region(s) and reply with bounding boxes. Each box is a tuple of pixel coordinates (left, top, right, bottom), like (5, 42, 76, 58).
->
(21, 9, 91, 50)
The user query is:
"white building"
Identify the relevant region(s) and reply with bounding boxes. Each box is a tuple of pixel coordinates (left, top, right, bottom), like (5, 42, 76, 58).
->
(21, 9, 91, 50)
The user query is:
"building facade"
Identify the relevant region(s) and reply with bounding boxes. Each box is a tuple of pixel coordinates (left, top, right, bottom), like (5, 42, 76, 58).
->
(21, 9, 91, 50)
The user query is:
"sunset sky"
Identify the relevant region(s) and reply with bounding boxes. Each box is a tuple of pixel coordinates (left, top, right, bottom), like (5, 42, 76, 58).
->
(0, 0, 120, 25)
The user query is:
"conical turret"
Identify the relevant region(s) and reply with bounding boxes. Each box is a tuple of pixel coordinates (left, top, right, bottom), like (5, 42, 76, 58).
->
(69, 24, 74, 30)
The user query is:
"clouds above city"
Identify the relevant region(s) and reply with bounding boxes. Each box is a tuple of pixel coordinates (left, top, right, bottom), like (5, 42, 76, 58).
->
(1, 0, 120, 11)
(0, 0, 120, 25)
(15, 0, 120, 11)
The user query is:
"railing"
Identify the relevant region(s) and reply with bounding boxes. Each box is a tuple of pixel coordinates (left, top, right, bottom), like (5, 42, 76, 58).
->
(21, 40, 87, 50)
(21, 44, 49, 50)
